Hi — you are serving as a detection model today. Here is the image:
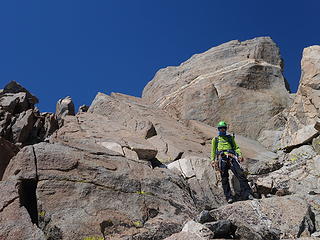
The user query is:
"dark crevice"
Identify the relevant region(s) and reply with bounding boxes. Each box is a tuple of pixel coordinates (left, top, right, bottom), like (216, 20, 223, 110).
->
(254, 184, 292, 198)
(31, 145, 39, 180)
(100, 220, 113, 239)
(149, 158, 167, 169)
(284, 134, 319, 153)
(145, 124, 157, 139)
(297, 206, 316, 237)
(148, 208, 159, 218)
(187, 160, 202, 208)
(174, 152, 184, 161)
(0, 196, 19, 213)
(18, 179, 39, 225)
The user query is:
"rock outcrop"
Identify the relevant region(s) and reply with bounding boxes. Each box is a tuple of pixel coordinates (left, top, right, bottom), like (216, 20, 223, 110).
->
(1, 39, 320, 240)
(3, 141, 197, 239)
(142, 37, 292, 139)
(0, 81, 58, 146)
(168, 157, 225, 210)
(56, 96, 75, 126)
(88, 92, 210, 162)
(281, 46, 320, 149)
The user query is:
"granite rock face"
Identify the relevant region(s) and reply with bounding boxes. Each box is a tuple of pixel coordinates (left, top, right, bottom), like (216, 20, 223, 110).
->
(143, 37, 292, 139)
(281, 45, 320, 149)
(3, 140, 197, 239)
(210, 196, 315, 239)
(0, 81, 58, 146)
(2, 40, 320, 240)
(55, 96, 75, 126)
(168, 157, 225, 210)
(0, 179, 46, 240)
(88, 92, 209, 162)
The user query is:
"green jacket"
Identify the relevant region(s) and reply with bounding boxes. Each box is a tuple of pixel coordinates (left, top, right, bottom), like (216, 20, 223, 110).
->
(211, 135, 242, 161)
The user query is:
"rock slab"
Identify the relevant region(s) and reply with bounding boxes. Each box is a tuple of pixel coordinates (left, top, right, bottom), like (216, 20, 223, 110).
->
(143, 37, 291, 139)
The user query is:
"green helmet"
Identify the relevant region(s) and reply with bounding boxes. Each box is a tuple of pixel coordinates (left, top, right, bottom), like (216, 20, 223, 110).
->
(217, 121, 227, 128)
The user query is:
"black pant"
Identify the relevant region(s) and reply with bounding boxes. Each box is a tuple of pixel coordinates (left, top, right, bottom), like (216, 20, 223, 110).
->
(219, 156, 252, 200)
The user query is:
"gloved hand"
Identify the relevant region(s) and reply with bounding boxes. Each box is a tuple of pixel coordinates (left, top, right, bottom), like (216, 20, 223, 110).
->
(238, 156, 244, 162)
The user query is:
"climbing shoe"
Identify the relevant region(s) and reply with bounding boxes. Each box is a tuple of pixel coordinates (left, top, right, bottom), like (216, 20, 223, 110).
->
(247, 194, 254, 200)
(227, 198, 233, 204)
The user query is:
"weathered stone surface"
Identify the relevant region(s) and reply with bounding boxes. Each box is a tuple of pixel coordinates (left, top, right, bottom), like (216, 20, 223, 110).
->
(2, 80, 38, 106)
(11, 109, 37, 144)
(39, 112, 59, 140)
(97, 141, 124, 156)
(123, 147, 139, 160)
(281, 45, 320, 149)
(0, 137, 19, 180)
(168, 157, 225, 210)
(143, 37, 291, 139)
(2, 43, 320, 240)
(181, 220, 214, 239)
(3, 145, 37, 180)
(51, 113, 158, 161)
(88, 92, 208, 162)
(204, 220, 233, 238)
(311, 231, 320, 237)
(314, 156, 320, 173)
(165, 219, 233, 240)
(289, 145, 317, 163)
(56, 96, 75, 124)
(258, 130, 282, 152)
(3, 139, 198, 239)
(210, 196, 315, 239)
(254, 145, 320, 230)
(312, 135, 320, 154)
(0, 180, 45, 240)
(0, 92, 29, 114)
(164, 231, 207, 240)
(0, 82, 58, 146)
(255, 145, 318, 196)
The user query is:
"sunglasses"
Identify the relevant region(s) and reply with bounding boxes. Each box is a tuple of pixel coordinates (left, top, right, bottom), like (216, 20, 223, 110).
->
(218, 127, 227, 130)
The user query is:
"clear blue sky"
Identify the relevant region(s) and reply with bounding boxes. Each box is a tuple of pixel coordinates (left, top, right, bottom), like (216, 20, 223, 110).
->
(0, 0, 319, 112)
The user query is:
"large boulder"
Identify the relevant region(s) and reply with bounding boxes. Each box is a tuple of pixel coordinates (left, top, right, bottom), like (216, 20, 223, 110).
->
(2, 140, 198, 239)
(88, 92, 209, 162)
(255, 145, 320, 230)
(50, 113, 158, 161)
(167, 157, 225, 210)
(142, 37, 292, 139)
(281, 45, 320, 149)
(11, 109, 37, 144)
(164, 220, 214, 240)
(255, 145, 318, 196)
(257, 130, 282, 152)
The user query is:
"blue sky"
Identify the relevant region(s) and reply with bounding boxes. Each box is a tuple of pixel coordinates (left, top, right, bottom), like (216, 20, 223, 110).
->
(0, 0, 319, 112)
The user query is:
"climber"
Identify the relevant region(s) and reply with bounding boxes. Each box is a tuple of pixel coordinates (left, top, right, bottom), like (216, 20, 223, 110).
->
(211, 121, 253, 203)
